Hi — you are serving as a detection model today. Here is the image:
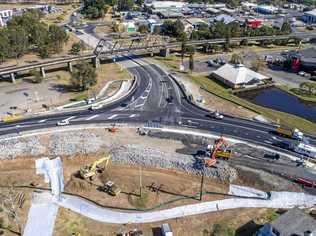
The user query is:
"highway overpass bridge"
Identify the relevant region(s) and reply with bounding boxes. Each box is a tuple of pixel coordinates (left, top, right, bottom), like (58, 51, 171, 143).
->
(0, 34, 306, 83)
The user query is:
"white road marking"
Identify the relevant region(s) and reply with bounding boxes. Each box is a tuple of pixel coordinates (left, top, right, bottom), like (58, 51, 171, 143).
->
(64, 116, 75, 121)
(38, 119, 47, 123)
(264, 140, 273, 144)
(107, 114, 118, 120)
(135, 103, 145, 108)
(129, 114, 137, 118)
(181, 117, 268, 134)
(86, 115, 99, 121)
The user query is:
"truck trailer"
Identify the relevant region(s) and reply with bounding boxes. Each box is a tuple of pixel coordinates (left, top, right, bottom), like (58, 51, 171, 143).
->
(275, 127, 303, 140)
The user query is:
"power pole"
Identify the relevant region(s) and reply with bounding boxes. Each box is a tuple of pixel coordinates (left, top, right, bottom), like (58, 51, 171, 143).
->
(139, 166, 142, 198)
(199, 169, 205, 201)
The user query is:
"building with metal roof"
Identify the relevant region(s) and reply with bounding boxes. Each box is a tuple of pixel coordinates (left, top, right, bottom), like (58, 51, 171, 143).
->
(211, 63, 269, 89)
(256, 208, 316, 236)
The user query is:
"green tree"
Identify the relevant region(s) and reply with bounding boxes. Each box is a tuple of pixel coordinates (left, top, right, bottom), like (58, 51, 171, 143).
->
(8, 26, 29, 60)
(189, 53, 194, 72)
(70, 61, 97, 91)
(153, 25, 160, 34)
(38, 44, 50, 58)
(251, 54, 265, 71)
(281, 21, 292, 34)
(212, 222, 234, 236)
(117, 0, 135, 11)
(48, 25, 68, 53)
(300, 82, 316, 94)
(30, 69, 43, 83)
(0, 29, 10, 62)
(86, 6, 101, 19)
(230, 53, 243, 65)
(162, 19, 185, 38)
(138, 24, 149, 34)
(70, 41, 86, 55)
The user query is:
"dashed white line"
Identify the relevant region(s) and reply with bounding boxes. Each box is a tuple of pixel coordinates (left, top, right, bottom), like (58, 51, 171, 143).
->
(107, 114, 118, 120)
(86, 115, 99, 121)
(38, 119, 47, 123)
(129, 114, 137, 118)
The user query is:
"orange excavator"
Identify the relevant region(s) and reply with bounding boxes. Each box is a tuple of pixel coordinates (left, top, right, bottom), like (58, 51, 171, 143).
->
(205, 136, 232, 167)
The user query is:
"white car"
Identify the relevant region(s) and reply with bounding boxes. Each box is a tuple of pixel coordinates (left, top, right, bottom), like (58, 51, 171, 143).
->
(90, 104, 103, 111)
(56, 120, 70, 126)
(298, 71, 306, 76)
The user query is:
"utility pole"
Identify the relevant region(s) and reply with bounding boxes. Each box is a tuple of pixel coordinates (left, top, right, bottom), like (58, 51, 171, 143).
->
(199, 168, 205, 201)
(139, 166, 143, 198)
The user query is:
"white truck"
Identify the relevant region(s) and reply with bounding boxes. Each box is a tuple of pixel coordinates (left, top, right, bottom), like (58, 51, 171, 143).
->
(292, 142, 316, 159)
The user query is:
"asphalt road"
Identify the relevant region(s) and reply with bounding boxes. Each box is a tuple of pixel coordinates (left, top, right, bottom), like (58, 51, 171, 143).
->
(0, 56, 315, 149)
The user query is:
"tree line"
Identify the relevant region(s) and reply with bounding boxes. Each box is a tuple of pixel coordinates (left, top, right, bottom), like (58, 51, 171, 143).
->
(160, 19, 292, 42)
(0, 9, 68, 62)
(82, 0, 142, 19)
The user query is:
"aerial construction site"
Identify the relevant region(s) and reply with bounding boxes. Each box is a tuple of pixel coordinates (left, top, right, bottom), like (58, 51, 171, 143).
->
(0, 123, 316, 236)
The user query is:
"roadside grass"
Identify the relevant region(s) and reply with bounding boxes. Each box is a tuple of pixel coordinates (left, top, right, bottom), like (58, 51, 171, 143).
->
(278, 85, 316, 103)
(153, 54, 316, 133)
(70, 93, 88, 102)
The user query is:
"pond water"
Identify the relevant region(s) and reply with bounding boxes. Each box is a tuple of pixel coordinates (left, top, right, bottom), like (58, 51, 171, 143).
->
(238, 87, 316, 123)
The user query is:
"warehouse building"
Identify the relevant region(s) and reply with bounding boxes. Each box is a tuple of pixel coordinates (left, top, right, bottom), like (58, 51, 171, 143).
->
(302, 9, 316, 24)
(0, 9, 13, 27)
(256, 5, 279, 14)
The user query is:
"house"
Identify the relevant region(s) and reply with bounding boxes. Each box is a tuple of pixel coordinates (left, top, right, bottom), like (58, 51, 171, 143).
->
(122, 21, 137, 33)
(147, 18, 162, 33)
(157, 9, 183, 18)
(256, 208, 316, 236)
(186, 18, 208, 29)
(145, 1, 186, 11)
(302, 9, 316, 24)
(256, 5, 279, 14)
(246, 18, 263, 28)
(241, 2, 258, 10)
(211, 63, 269, 89)
(0, 9, 13, 27)
(220, 7, 236, 15)
(213, 14, 238, 24)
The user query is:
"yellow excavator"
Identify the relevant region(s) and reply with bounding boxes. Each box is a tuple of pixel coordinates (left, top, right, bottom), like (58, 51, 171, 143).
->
(79, 155, 111, 180)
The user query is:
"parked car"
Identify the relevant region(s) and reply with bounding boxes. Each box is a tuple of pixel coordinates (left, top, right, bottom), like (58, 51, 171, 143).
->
(298, 71, 306, 77)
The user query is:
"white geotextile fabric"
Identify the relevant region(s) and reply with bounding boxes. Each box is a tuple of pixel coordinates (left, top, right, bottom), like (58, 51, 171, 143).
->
(23, 192, 59, 236)
(57, 190, 316, 224)
(229, 184, 268, 199)
(35, 157, 64, 200)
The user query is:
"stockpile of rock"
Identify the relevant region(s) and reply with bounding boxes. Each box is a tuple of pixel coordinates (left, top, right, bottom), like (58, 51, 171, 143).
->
(48, 131, 107, 156)
(111, 144, 237, 182)
(0, 137, 45, 159)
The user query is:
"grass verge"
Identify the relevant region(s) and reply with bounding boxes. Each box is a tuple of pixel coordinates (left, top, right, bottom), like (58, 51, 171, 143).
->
(278, 85, 316, 103)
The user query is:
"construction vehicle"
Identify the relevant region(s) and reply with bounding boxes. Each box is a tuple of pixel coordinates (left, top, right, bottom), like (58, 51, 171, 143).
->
(275, 127, 303, 140)
(79, 155, 110, 180)
(205, 136, 232, 167)
(108, 124, 119, 133)
(101, 181, 121, 196)
(2, 115, 23, 123)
